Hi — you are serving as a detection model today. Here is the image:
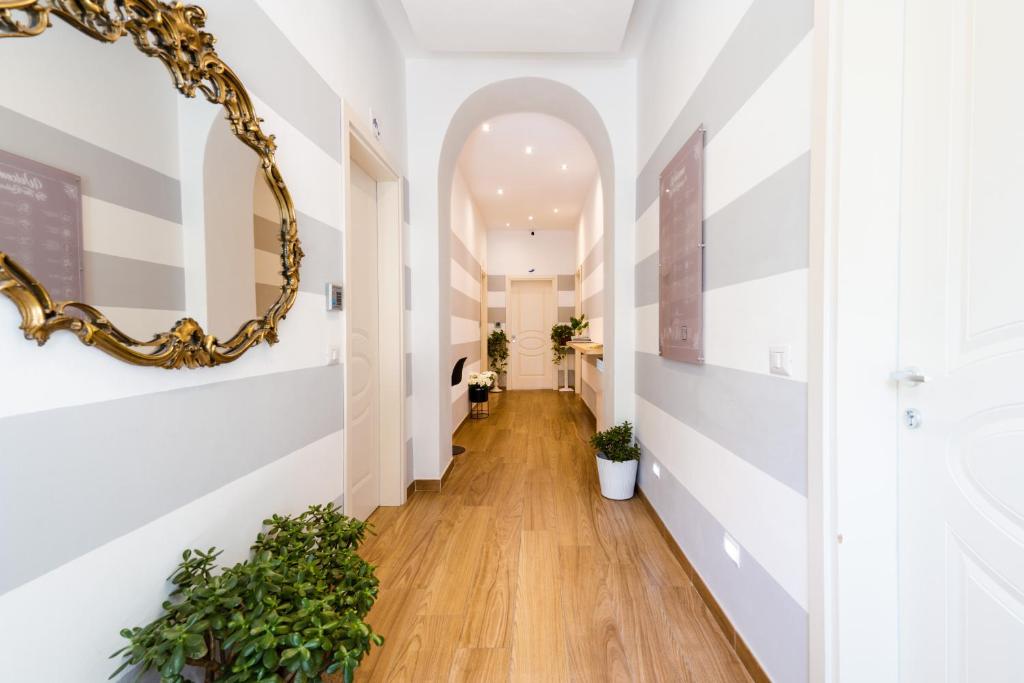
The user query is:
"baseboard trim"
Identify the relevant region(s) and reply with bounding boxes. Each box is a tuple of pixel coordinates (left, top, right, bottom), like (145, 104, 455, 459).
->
(412, 457, 456, 493)
(635, 487, 771, 683)
(406, 480, 415, 498)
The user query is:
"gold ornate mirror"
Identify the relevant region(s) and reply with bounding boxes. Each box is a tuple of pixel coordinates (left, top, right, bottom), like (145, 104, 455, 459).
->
(0, 0, 301, 368)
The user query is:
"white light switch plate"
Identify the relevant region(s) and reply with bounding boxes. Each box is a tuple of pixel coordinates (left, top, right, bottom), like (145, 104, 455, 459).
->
(769, 345, 791, 377)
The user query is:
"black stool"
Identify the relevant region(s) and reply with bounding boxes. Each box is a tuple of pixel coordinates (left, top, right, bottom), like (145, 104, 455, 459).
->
(451, 356, 467, 456)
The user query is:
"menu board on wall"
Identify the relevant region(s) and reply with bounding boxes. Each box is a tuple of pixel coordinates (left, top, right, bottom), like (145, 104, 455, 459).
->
(0, 149, 84, 301)
(659, 126, 704, 364)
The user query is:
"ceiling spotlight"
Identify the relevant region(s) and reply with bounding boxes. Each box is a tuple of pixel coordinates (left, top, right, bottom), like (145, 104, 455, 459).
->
(505, 222, 510, 227)
(482, 122, 491, 132)
(528, 215, 534, 221)
(553, 208, 559, 214)
(561, 163, 568, 171)
(524, 145, 533, 155)
(497, 188, 504, 195)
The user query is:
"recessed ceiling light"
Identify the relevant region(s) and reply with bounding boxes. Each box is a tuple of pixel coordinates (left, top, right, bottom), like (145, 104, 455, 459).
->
(528, 215, 534, 221)
(505, 222, 510, 227)
(553, 208, 559, 214)
(497, 188, 504, 195)
(561, 163, 568, 171)
(524, 146, 533, 155)
(482, 122, 491, 132)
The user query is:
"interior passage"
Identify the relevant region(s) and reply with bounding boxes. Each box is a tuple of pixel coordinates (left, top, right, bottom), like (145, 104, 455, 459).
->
(348, 391, 752, 682)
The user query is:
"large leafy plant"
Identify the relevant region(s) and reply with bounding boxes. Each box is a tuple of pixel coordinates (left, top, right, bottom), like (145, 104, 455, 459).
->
(487, 326, 509, 376)
(111, 503, 382, 683)
(550, 323, 573, 364)
(590, 421, 641, 462)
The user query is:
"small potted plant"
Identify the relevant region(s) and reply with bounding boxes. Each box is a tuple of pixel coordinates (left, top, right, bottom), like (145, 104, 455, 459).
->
(570, 313, 590, 340)
(110, 503, 382, 683)
(487, 325, 509, 392)
(590, 421, 641, 500)
(467, 370, 496, 402)
(550, 323, 574, 391)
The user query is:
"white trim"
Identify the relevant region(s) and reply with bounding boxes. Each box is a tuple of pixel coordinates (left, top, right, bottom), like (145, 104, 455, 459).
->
(343, 104, 406, 510)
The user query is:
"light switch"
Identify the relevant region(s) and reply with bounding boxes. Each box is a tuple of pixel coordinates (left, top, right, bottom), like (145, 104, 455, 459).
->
(769, 345, 791, 377)
(328, 346, 341, 366)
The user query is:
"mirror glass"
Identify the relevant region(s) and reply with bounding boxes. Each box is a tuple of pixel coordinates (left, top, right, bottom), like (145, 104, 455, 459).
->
(0, 17, 287, 344)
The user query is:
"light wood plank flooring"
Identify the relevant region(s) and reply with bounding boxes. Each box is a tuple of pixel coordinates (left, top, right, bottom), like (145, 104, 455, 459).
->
(348, 391, 752, 682)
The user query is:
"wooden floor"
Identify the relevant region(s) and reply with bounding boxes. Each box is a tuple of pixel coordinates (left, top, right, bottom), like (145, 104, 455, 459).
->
(348, 391, 751, 682)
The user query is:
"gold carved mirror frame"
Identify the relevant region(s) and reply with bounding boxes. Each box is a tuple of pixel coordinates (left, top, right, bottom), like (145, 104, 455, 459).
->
(0, 0, 302, 368)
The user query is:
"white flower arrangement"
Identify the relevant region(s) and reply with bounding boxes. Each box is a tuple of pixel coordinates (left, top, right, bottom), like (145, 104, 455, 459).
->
(467, 371, 497, 388)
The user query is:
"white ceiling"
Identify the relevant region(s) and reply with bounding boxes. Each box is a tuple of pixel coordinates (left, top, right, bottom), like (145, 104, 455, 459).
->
(381, 0, 641, 54)
(457, 112, 599, 231)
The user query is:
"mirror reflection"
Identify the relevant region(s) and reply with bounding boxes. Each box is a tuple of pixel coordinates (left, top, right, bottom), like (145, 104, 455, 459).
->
(0, 19, 286, 344)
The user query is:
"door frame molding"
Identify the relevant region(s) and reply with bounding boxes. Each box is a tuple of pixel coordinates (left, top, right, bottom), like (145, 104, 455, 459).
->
(808, 1, 906, 680)
(506, 276, 558, 391)
(342, 103, 406, 510)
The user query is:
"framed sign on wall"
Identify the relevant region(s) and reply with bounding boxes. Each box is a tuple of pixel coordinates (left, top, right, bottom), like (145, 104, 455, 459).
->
(0, 149, 83, 302)
(659, 126, 705, 365)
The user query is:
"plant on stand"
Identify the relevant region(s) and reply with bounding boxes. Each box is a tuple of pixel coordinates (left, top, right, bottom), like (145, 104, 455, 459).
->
(487, 325, 509, 392)
(467, 370, 496, 402)
(110, 503, 382, 683)
(569, 313, 590, 340)
(550, 323, 574, 392)
(590, 421, 641, 500)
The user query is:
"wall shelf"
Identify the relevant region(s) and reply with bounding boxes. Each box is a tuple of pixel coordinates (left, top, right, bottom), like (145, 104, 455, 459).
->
(567, 341, 603, 357)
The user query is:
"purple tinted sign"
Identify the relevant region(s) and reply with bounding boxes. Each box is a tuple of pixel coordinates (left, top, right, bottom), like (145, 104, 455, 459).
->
(659, 126, 704, 365)
(0, 149, 83, 302)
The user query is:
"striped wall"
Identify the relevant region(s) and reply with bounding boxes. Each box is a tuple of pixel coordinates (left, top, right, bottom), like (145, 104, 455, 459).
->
(576, 176, 604, 420)
(0, 2, 406, 680)
(634, 1, 812, 682)
(449, 168, 486, 433)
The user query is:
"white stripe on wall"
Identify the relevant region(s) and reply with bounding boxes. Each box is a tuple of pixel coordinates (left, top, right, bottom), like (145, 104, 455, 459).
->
(704, 269, 808, 381)
(636, 397, 807, 608)
(704, 34, 813, 217)
(488, 290, 506, 308)
(587, 317, 604, 345)
(0, 429, 343, 682)
(635, 303, 659, 356)
(450, 316, 480, 346)
(557, 289, 575, 308)
(0, 290, 341, 419)
(582, 263, 604, 301)
(251, 94, 343, 230)
(82, 196, 184, 268)
(450, 259, 481, 302)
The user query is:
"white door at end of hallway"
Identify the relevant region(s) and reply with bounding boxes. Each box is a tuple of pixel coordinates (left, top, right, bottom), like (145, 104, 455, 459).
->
(346, 160, 380, 521)
(898, 0, 1024, 680)
(508, 279, 555, 390)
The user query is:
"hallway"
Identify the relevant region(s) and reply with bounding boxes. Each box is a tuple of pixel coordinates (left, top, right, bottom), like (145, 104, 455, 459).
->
(352, 391, 751, 682)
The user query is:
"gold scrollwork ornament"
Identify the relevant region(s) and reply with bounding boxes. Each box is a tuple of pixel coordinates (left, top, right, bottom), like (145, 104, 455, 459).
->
(0, 0, 302, 368)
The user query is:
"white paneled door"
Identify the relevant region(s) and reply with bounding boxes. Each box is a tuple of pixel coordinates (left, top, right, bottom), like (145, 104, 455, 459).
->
(508, 279, 555, 390)
(898, 0, 1024, 680)
(346, 161, 380, 521)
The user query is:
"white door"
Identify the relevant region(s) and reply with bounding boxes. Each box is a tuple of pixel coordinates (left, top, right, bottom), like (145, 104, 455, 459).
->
(346, 161, 380, 521)
(508, 279, 555, 390)
(898, 1, 1024, 680)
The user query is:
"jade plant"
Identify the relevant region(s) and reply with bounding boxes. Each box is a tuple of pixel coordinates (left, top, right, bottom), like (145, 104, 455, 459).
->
(590, 421, 641, 462)
(110, 503, 382, 683)
(487, 326, 509, 378)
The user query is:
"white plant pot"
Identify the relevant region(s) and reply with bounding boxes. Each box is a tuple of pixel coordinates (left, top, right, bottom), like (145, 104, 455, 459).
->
(596, 454, 638, 500)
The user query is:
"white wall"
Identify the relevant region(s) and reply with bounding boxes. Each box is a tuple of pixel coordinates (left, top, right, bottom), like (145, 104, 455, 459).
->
(487, 229, 575, 276)
(633, 1, 813, 681)
(406, 57, 636, 482)
(575, 176, 604, 418)
(0, 3, 407, 680)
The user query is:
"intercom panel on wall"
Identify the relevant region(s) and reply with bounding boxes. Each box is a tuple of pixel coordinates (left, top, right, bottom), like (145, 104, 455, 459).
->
(659, 126, 705, 364)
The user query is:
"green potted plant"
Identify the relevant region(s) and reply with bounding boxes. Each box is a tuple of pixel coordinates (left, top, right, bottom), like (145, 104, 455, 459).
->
(487, 325, 509, 392)
(110, 503, 382, 683)
(550, 322, 574, 392)
(590, 421, 641, 500)
(569, 313, 590, 340)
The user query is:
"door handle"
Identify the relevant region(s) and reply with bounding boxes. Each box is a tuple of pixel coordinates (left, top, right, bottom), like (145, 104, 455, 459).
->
(890, 367, 929, 385)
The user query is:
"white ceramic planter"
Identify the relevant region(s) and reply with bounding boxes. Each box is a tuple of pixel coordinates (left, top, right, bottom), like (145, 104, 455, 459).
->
(596, 454, 638, 500)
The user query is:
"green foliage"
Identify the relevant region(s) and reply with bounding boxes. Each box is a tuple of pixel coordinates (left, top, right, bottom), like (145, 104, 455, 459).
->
(569, 314, 589, 336)
(550, 323, 573, 364)
(487, 327, 509, 376)
(110, 503, 382, 683)
(590, 421, 641, 463)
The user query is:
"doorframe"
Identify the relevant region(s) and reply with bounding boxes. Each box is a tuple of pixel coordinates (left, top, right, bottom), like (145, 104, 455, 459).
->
(506, 276, 558, 391)
(342, 104, 406, 509)
(808, 1, 905, 681)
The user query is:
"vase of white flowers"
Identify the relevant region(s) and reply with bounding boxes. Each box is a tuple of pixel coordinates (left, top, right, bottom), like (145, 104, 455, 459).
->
(467, 371, 496, 402)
